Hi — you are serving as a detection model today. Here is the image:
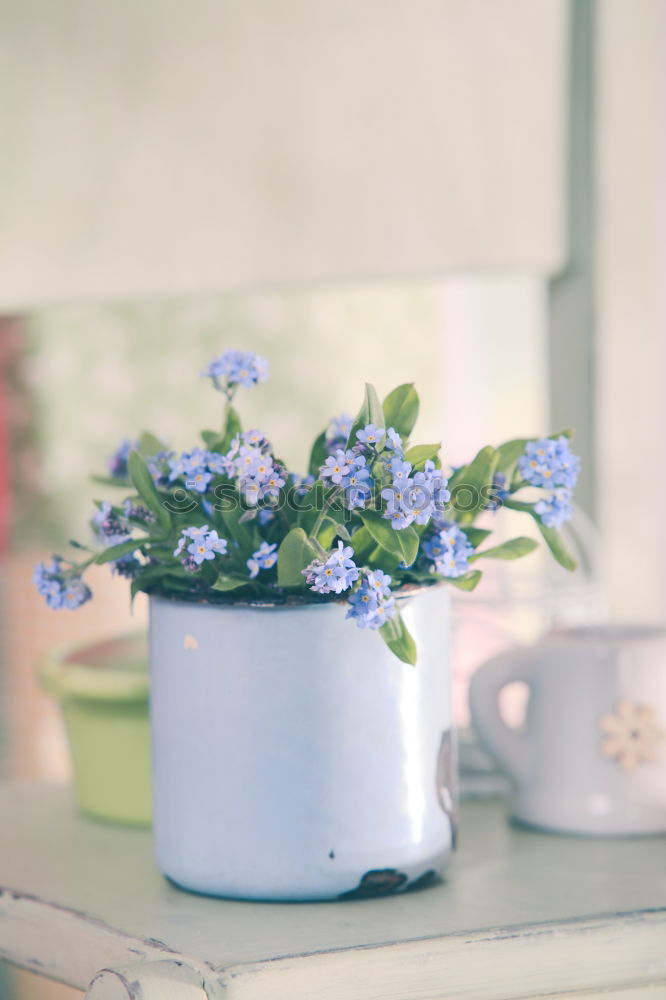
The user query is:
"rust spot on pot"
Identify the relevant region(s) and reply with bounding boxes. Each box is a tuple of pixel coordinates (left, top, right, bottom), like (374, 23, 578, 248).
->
(183, 634, 199, 650)
(339, 868, 408, 900)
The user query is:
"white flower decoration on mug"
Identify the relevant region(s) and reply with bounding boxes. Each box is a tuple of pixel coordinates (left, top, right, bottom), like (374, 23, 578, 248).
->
(599, 699, 664, 771)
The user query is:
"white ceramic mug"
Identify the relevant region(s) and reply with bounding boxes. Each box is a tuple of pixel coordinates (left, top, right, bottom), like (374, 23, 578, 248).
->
(469, 625, 666, 835)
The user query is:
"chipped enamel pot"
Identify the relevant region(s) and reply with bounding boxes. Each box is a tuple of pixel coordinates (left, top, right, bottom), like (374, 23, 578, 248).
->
(149, 584, 456, 901)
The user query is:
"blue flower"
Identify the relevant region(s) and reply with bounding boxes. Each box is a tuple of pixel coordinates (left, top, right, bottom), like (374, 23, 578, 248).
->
(356, 424, 385, 447)
(61, 579, 93, 609)
(260, 468, 286, 498)
(383, 459, 450, 531)
(341, 458, 372, 509)
(320, 449, 352, 485)
(289, 472, 316, 497)
(240, 459, 285, 506)
(518, 437, 580, 490)
(366, 569, 393, 598)
(326, 413, 353, 442)
(346, 587, 379, 627)
(242, 428, 270, 448)
(485, 473, 509, 512)
(422, 535, 446, 560)
(107, 438, 137, 479)
(168, 447, 235, 492)
(110, 555, 142, 579)
(92, 501, 131, 546)
(174, 526, 228, 566)
(146, 451, 173, 487)
(385, 427, 404, 454)
(303, 542, 359, 595)
(201, 350, 269, 388)
(247, 541, 278, 579)
(423, 523, 473, 578)
(381, 488, 416, 530)
(33, 559, 91, 610)
(168, 448, 209, 490)
(390, 458, 412, 483)
(123, 500, 155, 524)
(346, 571, 397, 629)
(535, 488, 574, 528)
(187, 530, 227, 565)
(205, 452, 233, 476)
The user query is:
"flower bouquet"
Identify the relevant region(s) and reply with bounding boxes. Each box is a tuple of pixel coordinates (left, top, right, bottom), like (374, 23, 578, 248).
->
(33, 348, 580, 900)
(35, 349, 580, 665)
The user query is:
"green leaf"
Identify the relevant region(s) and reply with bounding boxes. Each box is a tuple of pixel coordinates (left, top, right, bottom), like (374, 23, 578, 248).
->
(212, 575, 250, 592)
(380, 613, 417, 665)
(297, 480, 326, 535)
(399, 569, 437, 584)
(95, 538, 142, 565)
(495, 438, 530, 475)
(138, 431, 167, 457)
(533, 518, 577, 571)
(505, 499, 577, 572)
(128, 450, 172, 535)
(350, 525, 375, 563)
(404, 443, 441, 469)
(298, 479, 338, 535)
(308, 430, 329, 478)
(395, 525, 420, 567)
(449, 446, 499, 521)
(360, 511, 419, 567)
(462, 527, 492, 549)
(446, 570, 482, 591)
(347, 383, 385, 449)
(221, 406, 242, 451)
(277, 528, 320, 588)
(382, 384, 420, 438)
(130, 565, 191, 600)
(219, 505, 257, 558)
(201, 429, 224, 450)
(90, 475, 130, 487)
(470, 536, 538, 563)
(321, 516, 351, 541)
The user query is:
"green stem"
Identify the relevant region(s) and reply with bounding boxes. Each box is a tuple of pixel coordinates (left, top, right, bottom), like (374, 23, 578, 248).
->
(504, 498, 535, 513)
(309, 485, 342, 546)
(277, 504, 292, 532)
(72, 554, 97, 574)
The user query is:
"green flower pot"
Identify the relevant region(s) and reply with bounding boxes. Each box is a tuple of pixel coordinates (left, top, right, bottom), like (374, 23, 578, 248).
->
(40, 633, 151, 827)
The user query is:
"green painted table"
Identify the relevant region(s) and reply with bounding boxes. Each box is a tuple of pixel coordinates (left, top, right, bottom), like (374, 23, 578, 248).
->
(0, 783, 664, 999)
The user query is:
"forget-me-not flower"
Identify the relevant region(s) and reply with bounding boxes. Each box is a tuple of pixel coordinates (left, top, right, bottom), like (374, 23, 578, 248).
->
(247, 541, 278, 579)
(303, 542, 360, 595)
(423, 523, 473, 578)
(535, 488, 574, 528)
(518, 437, 580, 490)
(346, 571, 397, 629)
(356, 424, 385, 447)
(201, 350, 269, 389)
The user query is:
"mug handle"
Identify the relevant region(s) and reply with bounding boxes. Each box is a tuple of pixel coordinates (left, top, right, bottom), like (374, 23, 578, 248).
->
(468, 648, 536, 784)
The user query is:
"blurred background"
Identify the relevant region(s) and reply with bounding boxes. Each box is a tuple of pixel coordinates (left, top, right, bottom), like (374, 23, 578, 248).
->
(1, 0, 664, 995)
